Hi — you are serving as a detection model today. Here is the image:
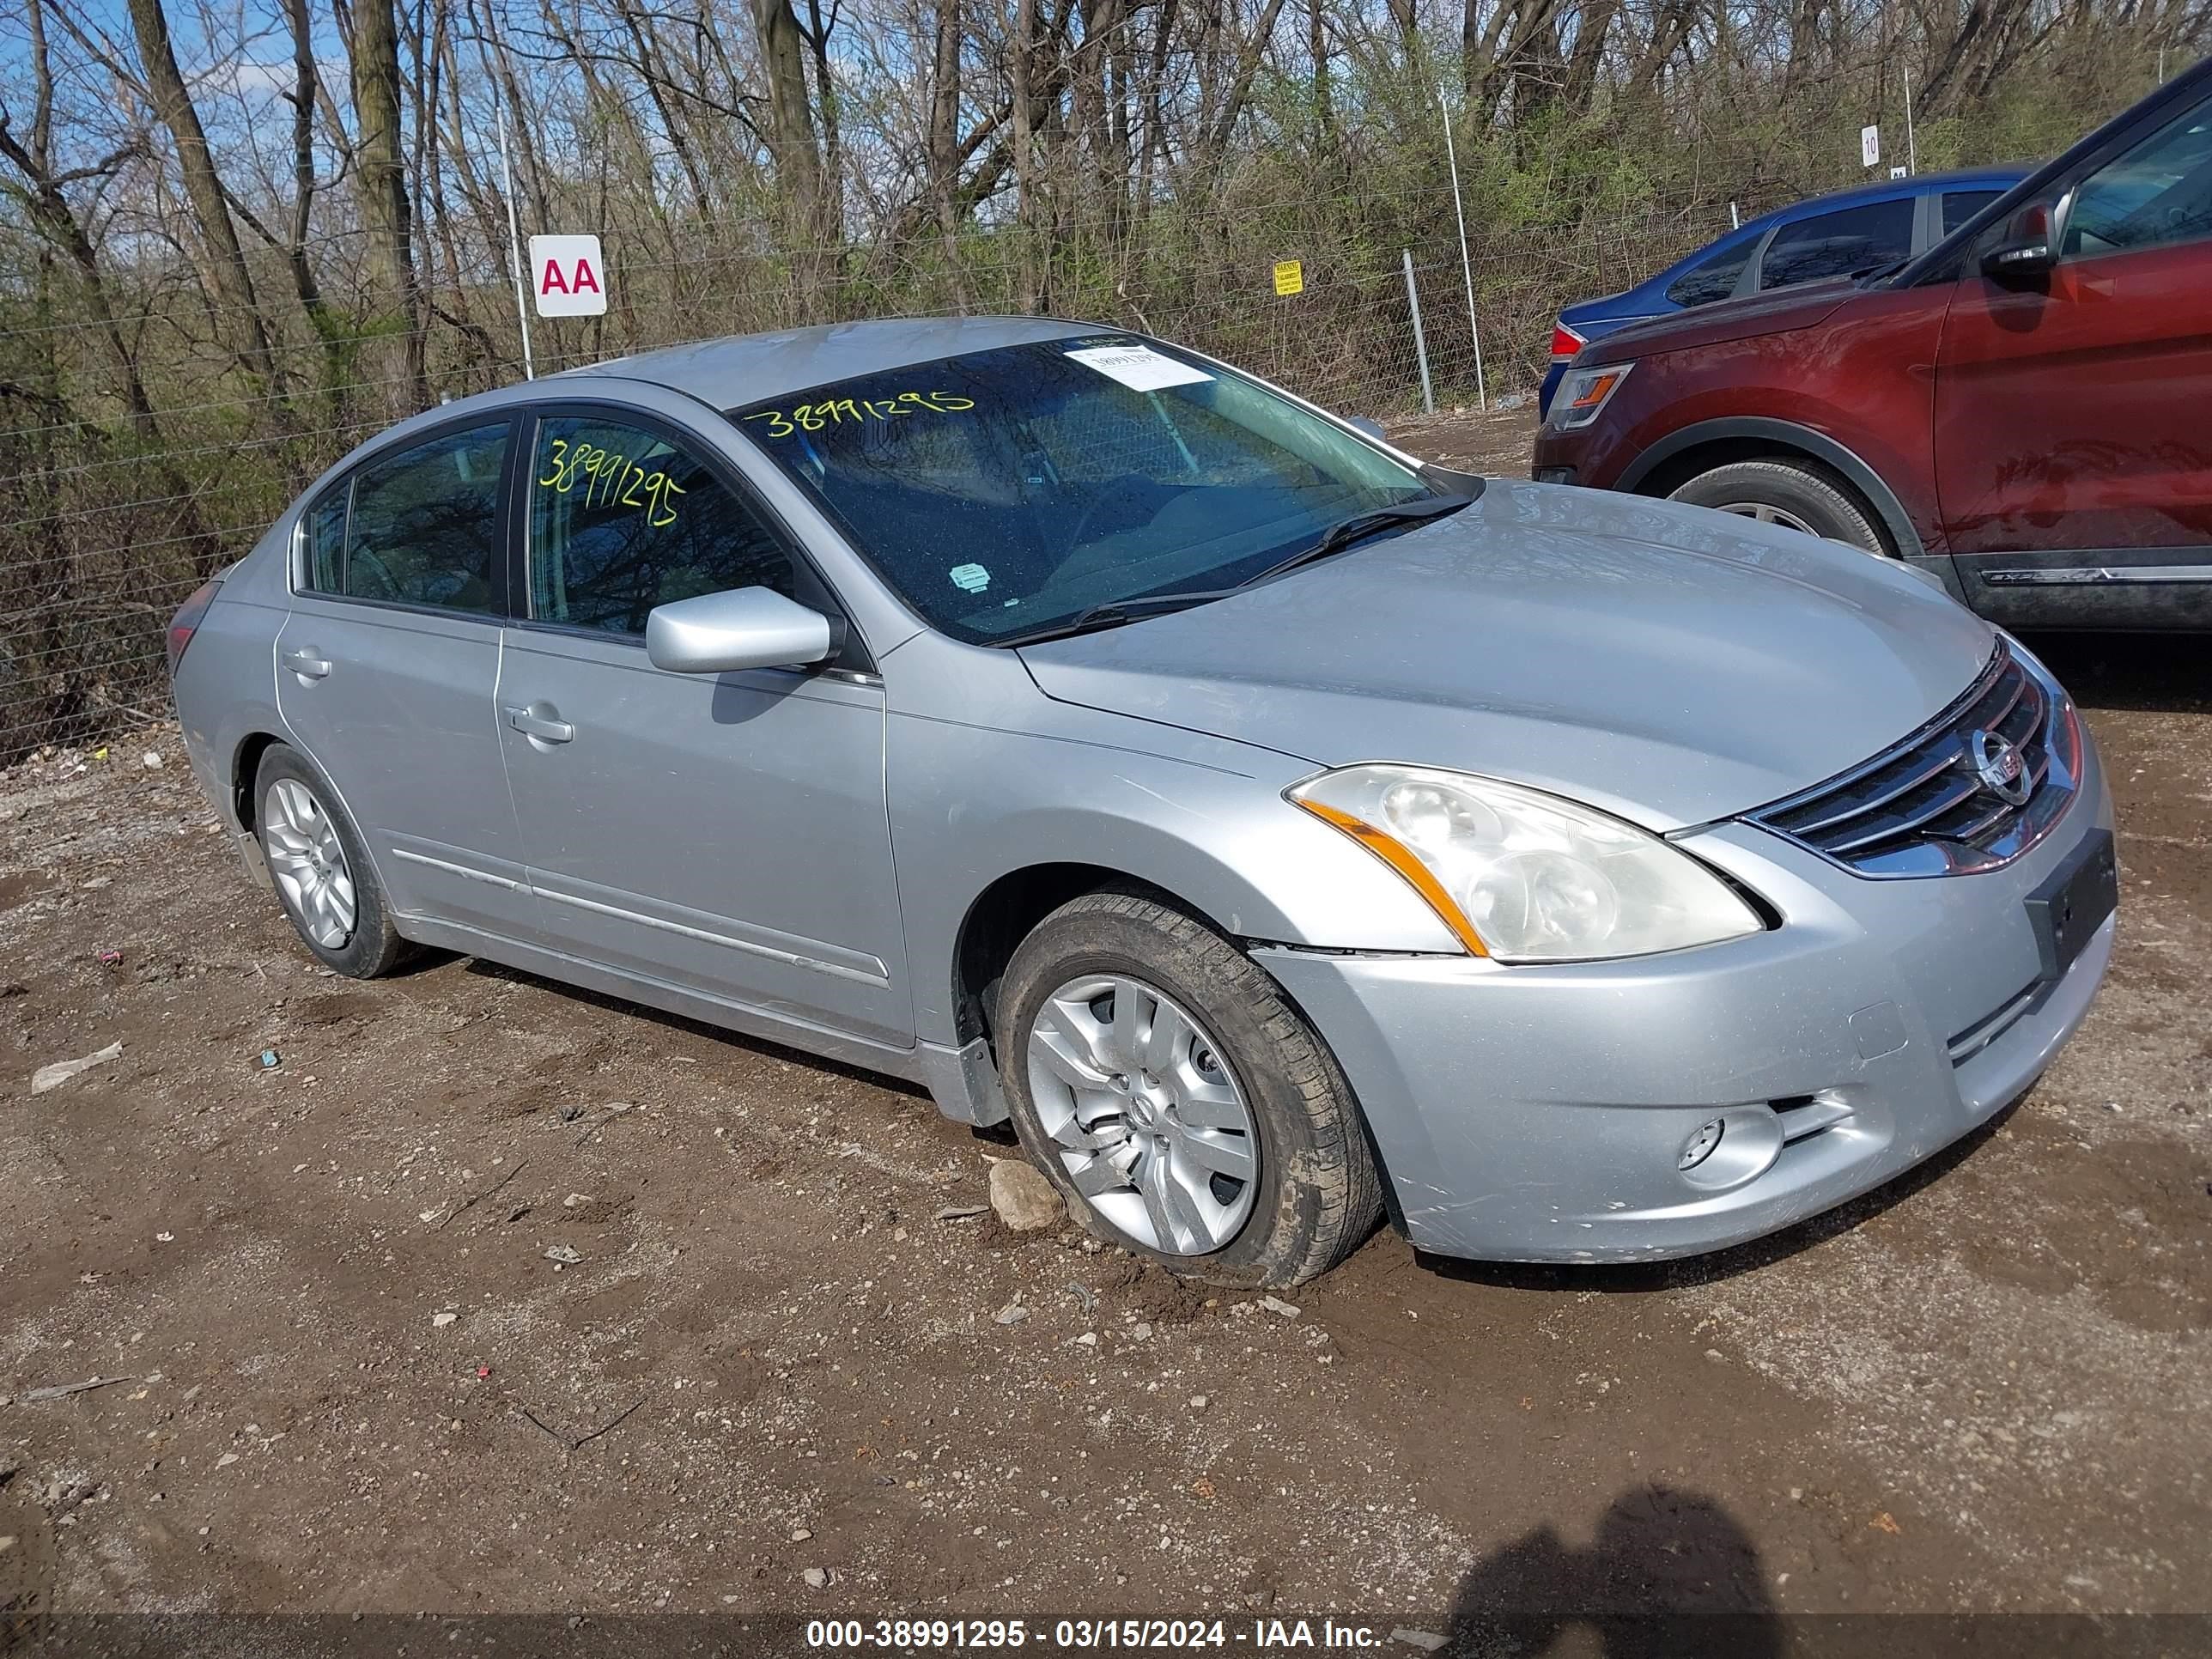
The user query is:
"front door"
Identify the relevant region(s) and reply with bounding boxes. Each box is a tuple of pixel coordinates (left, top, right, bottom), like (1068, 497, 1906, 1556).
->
(1934, 86, 2212, 623)
(494, 407, 911, 1046)
(275, 418, 535, 937)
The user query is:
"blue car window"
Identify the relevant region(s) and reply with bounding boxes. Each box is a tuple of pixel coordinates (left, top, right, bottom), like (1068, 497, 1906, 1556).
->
(1942, 190, 2004, 235)
(527, 416, 796, 635)
(1758, 198, 1916, 289)
(1665, 241, 1753, 307)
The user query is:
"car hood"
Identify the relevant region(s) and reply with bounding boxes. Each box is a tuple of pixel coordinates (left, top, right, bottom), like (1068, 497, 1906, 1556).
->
(1586, 280, 1858, 362)
(1017, 480, 1996, 831)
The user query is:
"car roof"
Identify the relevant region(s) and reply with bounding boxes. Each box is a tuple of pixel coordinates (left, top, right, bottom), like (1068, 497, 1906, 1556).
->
(1579, 166, 2034, 313)
(555, 315, 1096, 405)
(1747, 165, 2030, 227)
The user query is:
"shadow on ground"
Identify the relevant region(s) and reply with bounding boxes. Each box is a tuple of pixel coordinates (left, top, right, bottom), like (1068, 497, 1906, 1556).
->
(1443, 1486, 1781, 1658)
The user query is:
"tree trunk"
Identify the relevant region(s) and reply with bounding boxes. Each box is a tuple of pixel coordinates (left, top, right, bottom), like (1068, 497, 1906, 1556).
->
(751, 0, 827, 268)
(349, 0, 430, 416)
(123, 0, 283, 404)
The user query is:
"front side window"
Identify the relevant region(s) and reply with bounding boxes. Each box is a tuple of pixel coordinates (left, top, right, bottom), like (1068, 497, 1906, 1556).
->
(2063, 92, 2212, 258)
(729, 338, 1439, 643)
(313, 423, 509, 613)
(1665, 239, 1753, 307)
(526, 415, 795, 635)
(1759, 198, 1917, 289)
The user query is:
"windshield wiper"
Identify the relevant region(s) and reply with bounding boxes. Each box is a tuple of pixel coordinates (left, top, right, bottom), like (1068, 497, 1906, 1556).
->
(993, 588, 1232, 648)
(1238, 495, 1471, 587)
(993, 495, 1471, 648)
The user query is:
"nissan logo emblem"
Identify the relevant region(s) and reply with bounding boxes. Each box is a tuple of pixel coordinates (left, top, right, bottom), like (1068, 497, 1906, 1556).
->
(1967, 729, 2033, 806)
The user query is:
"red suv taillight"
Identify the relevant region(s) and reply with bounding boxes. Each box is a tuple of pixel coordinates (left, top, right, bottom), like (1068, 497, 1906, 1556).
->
(167, 578, 222, 675)
(1549, 322, 1586, 362)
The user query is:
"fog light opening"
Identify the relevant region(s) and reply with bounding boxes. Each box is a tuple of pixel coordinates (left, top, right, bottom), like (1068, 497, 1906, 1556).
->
(1679, 1119, 1725, 1171)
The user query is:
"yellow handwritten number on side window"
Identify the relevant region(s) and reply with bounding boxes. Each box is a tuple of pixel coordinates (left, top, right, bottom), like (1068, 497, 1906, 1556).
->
(538, 437, 685, 527)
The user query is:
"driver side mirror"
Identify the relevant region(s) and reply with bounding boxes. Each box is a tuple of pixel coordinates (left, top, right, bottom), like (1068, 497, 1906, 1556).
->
(646, 586, 836, 675)
(1981, 203, 2055, 283)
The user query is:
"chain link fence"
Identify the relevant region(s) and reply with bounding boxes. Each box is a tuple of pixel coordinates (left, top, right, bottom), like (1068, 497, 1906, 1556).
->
(0, 191, 1736, 764)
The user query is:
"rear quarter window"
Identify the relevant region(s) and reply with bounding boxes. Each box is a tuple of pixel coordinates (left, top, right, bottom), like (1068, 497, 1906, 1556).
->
(1943, 190, 2004, 235)
(1665, 241, 1753, 307)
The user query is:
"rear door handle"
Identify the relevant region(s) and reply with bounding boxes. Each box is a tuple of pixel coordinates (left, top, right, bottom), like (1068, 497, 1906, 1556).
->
(504, 704, 574, 744)
(281, 647, 331, 680)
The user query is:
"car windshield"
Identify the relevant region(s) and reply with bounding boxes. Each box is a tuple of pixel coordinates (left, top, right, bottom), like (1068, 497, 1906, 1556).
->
(726, 337, 1449, 643)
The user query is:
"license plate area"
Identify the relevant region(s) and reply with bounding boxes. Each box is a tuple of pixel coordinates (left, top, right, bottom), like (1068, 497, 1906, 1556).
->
(2026, 828, 2117, 982)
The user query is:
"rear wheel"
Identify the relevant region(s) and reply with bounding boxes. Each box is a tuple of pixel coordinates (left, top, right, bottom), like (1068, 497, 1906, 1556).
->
(253, 744, 411, 978)
(1668, 458, 1888, 556)
(996, 890, 1382, 1288)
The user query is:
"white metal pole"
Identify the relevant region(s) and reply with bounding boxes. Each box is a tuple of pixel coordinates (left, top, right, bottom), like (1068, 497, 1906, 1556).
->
(476, 10, 536, 380)
(1729, 200, 1740, 230)
(1437, 83, 1486, 411)
(1904, 69, 1917, 176)
(495, 94, 535, 380)
(1402, 249, 1435, 416)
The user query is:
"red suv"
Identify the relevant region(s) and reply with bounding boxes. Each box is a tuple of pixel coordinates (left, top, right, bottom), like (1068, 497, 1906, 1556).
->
(1530, 58, 2212, 629)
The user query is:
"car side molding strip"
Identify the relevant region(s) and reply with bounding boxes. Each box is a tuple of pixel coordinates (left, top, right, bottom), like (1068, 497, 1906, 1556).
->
(1979, 563, 2212, 586)
(392, 846, 528, 891)
(531, 883, 892, 986)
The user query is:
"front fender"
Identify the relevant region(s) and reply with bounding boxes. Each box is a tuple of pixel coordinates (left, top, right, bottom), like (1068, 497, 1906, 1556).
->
(886, 697, 1464, 1045)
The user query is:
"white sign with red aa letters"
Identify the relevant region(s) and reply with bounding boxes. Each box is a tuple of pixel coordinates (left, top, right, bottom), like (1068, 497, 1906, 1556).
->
(530, 234, 607, 317)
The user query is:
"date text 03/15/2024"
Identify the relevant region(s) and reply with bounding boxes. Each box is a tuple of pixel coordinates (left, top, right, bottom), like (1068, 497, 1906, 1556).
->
(805, 1618, 1407, 1650)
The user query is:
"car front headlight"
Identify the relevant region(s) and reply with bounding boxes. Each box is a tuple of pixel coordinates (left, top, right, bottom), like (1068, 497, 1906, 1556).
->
(1288, 764, 1763, 963)
(1545, 361, 1634, 430)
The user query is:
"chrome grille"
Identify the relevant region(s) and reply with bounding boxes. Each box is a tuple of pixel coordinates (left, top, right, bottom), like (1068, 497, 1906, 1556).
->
(1745, 645, 2080, 878)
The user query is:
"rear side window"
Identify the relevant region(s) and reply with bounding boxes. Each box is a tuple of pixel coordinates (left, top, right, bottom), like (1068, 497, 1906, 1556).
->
(1758, 198, 1916, 289)
(1942, 190, 2003, 235)
(526, 415, 796, 636)
(305, 424, 510, 613)
(1665, 241, 1753, 307)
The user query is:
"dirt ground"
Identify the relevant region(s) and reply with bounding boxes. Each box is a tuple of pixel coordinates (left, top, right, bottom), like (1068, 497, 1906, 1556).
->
(2, 410, 2207, 1640)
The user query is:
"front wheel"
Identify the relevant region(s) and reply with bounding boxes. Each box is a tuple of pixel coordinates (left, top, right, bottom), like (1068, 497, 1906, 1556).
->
(1668, 458, 1889, 556)
(996, 890, 1382, 1287)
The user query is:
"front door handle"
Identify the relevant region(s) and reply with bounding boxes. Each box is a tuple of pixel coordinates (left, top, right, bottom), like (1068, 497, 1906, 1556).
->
(281, 647, 331, 680)
(504, 703, 574, 744)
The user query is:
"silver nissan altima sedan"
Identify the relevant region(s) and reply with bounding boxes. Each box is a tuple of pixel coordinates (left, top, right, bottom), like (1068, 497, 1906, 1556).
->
(167, 317, 2118, 1286)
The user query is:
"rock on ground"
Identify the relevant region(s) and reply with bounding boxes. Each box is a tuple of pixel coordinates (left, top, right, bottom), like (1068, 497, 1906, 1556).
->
(988, 1158, 1065, 1231)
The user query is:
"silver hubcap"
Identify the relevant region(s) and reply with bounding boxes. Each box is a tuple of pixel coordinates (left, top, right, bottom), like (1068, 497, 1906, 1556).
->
(263, 778, 357, 950)
(1025, 975, 1259, 1255)
(1715, 501, 1820, 536)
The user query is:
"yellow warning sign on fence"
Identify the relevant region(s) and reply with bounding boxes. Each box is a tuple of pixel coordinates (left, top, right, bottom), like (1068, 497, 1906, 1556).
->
(1273, 259, 1304, 296)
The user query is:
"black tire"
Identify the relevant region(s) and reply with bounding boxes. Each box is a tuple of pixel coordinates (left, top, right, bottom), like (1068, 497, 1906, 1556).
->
(252, 743, 412, 978)
(1668, 458, 1890, 556)
(995, 890, 1382, 1288)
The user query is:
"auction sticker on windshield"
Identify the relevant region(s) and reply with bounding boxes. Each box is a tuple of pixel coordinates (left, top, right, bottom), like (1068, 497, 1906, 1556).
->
(1065, 343, 1214, 392)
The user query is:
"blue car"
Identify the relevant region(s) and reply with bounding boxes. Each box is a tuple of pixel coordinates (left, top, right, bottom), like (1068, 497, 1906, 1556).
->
(1539, 167, 2029, 416)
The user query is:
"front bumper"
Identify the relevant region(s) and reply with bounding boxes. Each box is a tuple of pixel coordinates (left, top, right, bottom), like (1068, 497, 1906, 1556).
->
(1256, 738, 2116, 1264)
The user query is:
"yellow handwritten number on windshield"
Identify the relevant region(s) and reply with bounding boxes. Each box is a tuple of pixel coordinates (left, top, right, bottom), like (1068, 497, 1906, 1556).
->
(742, 391, 975, 441)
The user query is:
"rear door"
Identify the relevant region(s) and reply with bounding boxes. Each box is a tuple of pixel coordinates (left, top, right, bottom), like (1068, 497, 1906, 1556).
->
(275, 419, 535, 936)
(1933, 88, 2212, 624)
